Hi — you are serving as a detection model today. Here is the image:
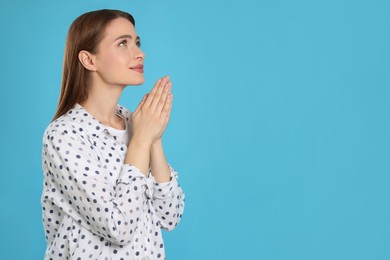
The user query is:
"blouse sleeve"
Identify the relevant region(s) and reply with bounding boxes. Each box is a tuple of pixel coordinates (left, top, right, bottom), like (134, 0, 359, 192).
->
(42, 128, 149, 246)
(148, 164, 185, 231)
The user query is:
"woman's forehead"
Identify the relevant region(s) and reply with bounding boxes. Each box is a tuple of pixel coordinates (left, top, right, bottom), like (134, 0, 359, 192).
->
(104, 18, 137, 41)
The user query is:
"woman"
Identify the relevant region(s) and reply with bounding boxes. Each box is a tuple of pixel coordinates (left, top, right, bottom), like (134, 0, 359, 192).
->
(41, 9, 185, 259)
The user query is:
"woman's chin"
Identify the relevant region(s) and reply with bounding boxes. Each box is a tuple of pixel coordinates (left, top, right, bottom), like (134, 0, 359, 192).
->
(126, 79, 145, 86)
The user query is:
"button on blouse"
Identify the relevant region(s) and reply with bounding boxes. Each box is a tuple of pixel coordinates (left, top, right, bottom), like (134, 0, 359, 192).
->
(41, 103, 185, 259)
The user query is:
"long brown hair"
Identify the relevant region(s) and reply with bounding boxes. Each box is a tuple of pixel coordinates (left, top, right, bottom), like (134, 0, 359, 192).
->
(51, 9, 135, 122)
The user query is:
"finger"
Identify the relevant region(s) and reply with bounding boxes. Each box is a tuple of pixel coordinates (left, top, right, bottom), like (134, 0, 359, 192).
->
(163, 94, 173, 130)
(134, 93, 148, 114)
(150, 78, 168, 112)
(161, 93, 172, 121)
(158, 94, 172, 137)
(165, 93, 173, 120)
(144, 78, 162, 107)
(155, 81, 171, 116)
(144, 78, 164, 107)
(166, 80, 172, 94)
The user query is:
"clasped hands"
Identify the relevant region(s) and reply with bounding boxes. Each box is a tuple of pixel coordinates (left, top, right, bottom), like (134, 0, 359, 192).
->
(131, 76, 173, 147)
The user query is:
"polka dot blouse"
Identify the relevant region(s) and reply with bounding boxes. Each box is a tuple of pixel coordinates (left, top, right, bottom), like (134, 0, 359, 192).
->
(41, 103, 185, 259)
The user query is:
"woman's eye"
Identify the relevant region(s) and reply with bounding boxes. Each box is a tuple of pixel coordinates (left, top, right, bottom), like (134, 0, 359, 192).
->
(136, 41, 141, 47)
(118, 40, 127, 46)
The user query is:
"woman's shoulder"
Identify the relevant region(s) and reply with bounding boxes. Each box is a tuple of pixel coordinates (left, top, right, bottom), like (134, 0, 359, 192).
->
(42, 106, 88, 143)
(43, 103, 133, 143)
(43, 118, 82, 144)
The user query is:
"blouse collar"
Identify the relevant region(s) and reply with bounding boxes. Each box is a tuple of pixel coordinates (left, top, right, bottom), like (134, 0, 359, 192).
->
(65, 103, 131, 138)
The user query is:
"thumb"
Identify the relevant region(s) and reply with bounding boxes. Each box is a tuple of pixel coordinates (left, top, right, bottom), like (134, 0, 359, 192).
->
(134, 93, 148, 115)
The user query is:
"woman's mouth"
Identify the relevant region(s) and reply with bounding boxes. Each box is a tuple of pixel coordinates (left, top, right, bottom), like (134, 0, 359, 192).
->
(130, 64, 144, 73)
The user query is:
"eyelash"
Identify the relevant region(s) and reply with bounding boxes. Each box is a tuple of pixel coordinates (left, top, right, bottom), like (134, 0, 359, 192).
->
(118, 40, 141, 48)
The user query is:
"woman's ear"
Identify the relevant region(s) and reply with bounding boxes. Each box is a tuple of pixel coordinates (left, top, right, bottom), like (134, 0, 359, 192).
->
(78, 50, 97, 71)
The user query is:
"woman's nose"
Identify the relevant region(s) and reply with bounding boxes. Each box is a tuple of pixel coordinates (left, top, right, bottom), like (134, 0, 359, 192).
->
(136, 48, 145, 60)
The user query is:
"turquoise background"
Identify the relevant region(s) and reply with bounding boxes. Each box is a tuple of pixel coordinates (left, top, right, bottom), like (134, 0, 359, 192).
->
(0, 0, 389, 259)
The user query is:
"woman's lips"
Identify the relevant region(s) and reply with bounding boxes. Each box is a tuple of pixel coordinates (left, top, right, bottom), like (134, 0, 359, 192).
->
(130, 65, 144, 73)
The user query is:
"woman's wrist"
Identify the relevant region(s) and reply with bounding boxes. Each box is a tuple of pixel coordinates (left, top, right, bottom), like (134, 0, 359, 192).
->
(125, 136, 152, 176)
(152, 138, 163, 149)
(150, 138, 171, 183)
(130, 133, 154, 149)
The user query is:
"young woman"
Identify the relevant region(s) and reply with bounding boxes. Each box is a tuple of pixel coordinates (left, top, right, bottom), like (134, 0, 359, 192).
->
(41, 9, 185, 259)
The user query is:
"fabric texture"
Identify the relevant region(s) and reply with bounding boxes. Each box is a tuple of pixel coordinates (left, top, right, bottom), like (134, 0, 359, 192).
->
(105, 112, 129, 145)
(41, 103, 185, 259)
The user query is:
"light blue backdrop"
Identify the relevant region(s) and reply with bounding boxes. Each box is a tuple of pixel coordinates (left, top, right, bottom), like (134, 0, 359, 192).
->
(0, 0, 389, 259)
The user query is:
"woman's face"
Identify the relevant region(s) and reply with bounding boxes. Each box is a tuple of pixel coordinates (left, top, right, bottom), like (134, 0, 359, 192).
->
(93, 17, 145, 86)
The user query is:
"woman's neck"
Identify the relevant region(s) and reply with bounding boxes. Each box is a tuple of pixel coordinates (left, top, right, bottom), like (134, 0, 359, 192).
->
(79, 82, 125, 128)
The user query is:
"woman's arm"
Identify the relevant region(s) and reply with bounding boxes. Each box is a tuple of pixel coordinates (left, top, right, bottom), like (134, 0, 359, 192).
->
(149, 139, 185, 231)
(150, 139, 171, 183)
(147, 76, 173, 183)
(136, 76, 185, 230)
(126, 76, 171, 175)
(149, 151, 185, 231)
(42, 128, 149, 246)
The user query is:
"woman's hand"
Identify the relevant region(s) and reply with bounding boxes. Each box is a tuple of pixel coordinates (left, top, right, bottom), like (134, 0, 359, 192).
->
(131, 76, 173, 147)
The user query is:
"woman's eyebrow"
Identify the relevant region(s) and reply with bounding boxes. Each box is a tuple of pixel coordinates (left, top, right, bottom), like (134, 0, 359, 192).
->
(114, 34, 140, 41)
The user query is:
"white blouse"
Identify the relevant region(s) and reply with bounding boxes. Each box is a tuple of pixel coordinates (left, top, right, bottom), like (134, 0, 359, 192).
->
(41, 103, 185, 260)
(105, 112, 130, 145)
